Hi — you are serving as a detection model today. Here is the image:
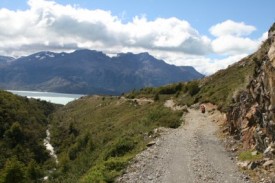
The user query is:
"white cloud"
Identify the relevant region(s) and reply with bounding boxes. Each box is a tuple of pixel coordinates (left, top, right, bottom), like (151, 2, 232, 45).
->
(209, 20, 263, 56)
(0, 1, 267, 75)
(211, 35, 258, 55)
(0, 0, 211, 57)
(150, 51, 248, 75)
(209, 20, 256, 37)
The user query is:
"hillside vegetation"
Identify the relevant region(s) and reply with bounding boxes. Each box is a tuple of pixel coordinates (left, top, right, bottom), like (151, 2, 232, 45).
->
(49, 96, 183, 182)
(0, 90, 57, 183)
(196, 40, 270, 111)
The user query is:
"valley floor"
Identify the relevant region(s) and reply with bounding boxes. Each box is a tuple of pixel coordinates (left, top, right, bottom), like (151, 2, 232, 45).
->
(117, 106, 250, 183)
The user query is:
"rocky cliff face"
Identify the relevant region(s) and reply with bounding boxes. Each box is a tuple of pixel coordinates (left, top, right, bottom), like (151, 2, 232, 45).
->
(227, 23, 275, 155)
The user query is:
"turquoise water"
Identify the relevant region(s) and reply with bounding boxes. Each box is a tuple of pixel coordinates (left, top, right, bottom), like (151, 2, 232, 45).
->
(8, 90, 84, 105)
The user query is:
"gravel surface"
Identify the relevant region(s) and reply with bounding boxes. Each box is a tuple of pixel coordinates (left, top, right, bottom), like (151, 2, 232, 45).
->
(117, 108, 250, 183)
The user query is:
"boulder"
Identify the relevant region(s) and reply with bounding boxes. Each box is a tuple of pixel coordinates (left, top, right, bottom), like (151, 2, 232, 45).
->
(147, 141, 156, 147)
(268, 39, 275, 68)
(251, 151, 258, 156)
(237, 161, 250, 169)
(263, 160, 274, 168)
(263, 145, 275, 158)
(248, 161, 258, 170)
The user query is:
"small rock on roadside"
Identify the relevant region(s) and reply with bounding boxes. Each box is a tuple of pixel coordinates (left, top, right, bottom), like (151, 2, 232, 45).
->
(263, 160, 274, 168)
(147, 141, 156, 147)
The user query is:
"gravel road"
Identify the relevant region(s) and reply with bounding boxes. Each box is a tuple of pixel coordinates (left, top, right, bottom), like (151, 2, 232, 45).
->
(117, 108, 250, 183)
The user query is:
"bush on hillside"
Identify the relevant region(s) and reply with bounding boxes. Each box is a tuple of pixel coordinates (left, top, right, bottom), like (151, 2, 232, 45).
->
(0, 157, 27, 183)
(186, 81, 200, 96)
(104, 137, 136, 160)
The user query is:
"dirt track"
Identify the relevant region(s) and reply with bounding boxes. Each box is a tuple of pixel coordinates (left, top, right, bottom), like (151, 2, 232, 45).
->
(117, 107, 249, 183)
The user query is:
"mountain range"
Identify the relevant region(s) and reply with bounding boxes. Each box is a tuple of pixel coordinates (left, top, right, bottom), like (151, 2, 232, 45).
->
(0, 50, 203, 94)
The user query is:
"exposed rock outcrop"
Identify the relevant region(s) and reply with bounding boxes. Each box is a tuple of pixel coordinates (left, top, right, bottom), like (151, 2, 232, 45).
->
(227, 23, 275, 151)
(226, 23, 275, 181)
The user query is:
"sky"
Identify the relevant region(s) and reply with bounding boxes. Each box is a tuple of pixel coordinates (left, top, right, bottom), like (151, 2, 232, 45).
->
(0, 0, 274, 75)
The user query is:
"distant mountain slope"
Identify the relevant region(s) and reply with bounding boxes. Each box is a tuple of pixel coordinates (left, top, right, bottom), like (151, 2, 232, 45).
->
(0, 56, 14, 67)
(179, 66, 203, 78)
(0, 50, 203, 94)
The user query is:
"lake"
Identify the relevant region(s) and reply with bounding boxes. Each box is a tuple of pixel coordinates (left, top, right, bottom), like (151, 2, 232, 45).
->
(8, 90, 84, 105)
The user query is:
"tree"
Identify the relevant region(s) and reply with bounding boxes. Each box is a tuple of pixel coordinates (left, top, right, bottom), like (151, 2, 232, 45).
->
(154, 93, 160, 101)
(4, 122, 24, 147)
(187, 81, 200, 96)
(26, 160, 43, 181)
(0, 157, 27, 183)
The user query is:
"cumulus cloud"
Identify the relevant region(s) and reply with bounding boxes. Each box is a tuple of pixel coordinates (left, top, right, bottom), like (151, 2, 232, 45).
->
(209, 20, 263, 57)
(0, 1, 267, 75)
(209, 20, 256, 37)
(211, 35, 258, 55)
(0, 0, 211, 57)
(153, 20, 265, 74)
(150, 51, 248, 75)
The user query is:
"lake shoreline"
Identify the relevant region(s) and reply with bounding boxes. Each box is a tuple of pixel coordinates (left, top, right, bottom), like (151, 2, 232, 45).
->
(7, 90, 84, 105)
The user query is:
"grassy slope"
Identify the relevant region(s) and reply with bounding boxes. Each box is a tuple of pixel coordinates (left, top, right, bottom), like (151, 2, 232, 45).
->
(194, 39, 270, 112)
(0, 90, 57, 182)
(195, 57, 255, 111)
(49, 96, 183, 182)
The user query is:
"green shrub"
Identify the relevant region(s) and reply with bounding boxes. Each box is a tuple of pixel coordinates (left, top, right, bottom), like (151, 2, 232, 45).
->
(26, 160, 43, 181)
(153, 93, 160, 101)
(159, 114, 183, 128)
(104, 158, 128, 172)
(81, 157, 129, 183)
(80, 165, 105, 183)
(105, 138, 135, 160)
(4, 122, 24, 147)
(0, 157, 27, 183)
(103, 158, 128, 182)
(238, 150, 263, 161)
(68, 134, 91, 160)
(186, 81, 200, 96)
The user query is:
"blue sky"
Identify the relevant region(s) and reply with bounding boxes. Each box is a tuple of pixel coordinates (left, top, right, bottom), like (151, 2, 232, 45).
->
(1, 0, 274, 37)
(0, 0, 274, 74)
